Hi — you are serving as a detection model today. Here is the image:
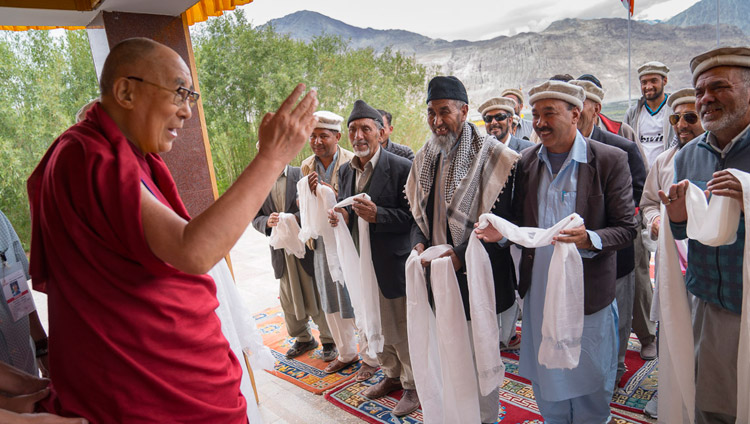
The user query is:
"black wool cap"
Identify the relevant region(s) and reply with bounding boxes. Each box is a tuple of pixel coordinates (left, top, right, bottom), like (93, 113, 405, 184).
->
(347, 99, 383, 127)
(426, 76, 468, 104)
(577, 74, 602, 88)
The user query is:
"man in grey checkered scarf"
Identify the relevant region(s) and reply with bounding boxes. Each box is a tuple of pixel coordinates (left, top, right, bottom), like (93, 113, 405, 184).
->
(405, 76, 519, 423)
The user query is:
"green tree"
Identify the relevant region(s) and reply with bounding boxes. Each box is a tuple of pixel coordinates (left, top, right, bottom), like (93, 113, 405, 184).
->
(192, 10, 430, 194)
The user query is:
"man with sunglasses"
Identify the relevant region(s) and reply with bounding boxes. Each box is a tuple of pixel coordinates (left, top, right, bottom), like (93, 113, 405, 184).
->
(27, 38, 318, 423)
(659, 47, 750, 423)
(479, 97, 534, 154)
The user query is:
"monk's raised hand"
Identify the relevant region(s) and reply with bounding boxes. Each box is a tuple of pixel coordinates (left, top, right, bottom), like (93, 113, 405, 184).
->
(474, 222, 503, 243)
(257, 84, 318, 165)
(658, 179, 690, 223)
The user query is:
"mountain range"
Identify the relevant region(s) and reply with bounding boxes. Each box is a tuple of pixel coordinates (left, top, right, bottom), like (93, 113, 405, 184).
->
(263, 0, 750, 104)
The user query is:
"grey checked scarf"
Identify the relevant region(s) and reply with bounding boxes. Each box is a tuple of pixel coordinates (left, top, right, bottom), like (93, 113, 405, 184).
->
(406, 122, 520, 246)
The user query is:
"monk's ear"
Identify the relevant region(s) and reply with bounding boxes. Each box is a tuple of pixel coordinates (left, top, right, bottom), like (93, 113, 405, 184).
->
(110, 77, 137, 110)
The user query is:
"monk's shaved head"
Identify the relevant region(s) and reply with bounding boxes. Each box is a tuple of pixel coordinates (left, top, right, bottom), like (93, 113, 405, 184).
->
(99, 38, 162, 96)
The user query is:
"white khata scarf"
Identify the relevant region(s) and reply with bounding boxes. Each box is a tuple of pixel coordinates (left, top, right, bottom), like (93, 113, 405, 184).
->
(268, 212, 305, 258)
(475, 212, 585, 369)
(332, 193, 384, 356)
(406, 245, 481, 424)
(657, 168, 750, 424)
(296, 176, 345, 283)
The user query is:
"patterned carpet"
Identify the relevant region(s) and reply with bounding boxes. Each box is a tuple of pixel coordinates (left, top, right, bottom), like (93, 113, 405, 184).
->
(254, 307, 360, 395)
(324, 327, 656, 423)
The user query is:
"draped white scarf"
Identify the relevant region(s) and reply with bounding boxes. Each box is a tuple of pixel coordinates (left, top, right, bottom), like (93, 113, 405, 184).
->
(657, 168, 750, 424)
(475, 212, 585, 369)
(296, 176, 345, 283)
(268, 212, 306, 258)
(208, 259, 275, 423)
(406, 245, 481, 424)
(332, 194, 384, 355)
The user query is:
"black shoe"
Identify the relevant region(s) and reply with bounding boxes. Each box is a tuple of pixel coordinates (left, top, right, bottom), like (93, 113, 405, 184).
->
(322, 343, 337, 362)
(285, 339, 318, 358)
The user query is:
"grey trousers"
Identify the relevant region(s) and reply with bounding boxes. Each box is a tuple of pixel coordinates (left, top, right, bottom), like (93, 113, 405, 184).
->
(614, 271, 635, 384)
(694, 300, 739, 422)
(632, 227, 657, 345)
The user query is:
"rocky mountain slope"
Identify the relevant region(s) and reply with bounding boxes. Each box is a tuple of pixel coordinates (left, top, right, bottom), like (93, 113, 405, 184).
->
(668, 0, 750, 36)
(264, 6, 750, 104)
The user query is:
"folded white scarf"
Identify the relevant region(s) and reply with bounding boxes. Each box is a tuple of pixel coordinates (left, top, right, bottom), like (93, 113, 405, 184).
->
(466, 232, 506, 395)
(332, 194, 384, 355)
(406, 245, 481, 423)
(296, 176, 345, 283)
(268, 212, 306, 258)
(658, 168, 750, 424)
(476, 213, 585, 369)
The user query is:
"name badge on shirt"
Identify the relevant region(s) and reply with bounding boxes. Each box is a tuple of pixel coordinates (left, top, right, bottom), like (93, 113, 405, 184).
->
(1, 262, 36, 322)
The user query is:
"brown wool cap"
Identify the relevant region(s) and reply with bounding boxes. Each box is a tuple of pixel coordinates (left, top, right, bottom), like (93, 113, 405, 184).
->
(528, 80, 585, 110)
(690, 46, 750, 85)
(569, 80, 605, 105)
(501, 88, 524, 105)
(479, 97, 515, 116)
(667, 88, 697, 110)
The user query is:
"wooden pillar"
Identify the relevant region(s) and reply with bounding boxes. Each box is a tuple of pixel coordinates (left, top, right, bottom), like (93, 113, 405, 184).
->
(87, 11, 219, 217)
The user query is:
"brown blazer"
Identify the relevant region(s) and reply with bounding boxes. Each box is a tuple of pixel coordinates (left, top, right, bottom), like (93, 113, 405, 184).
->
(512, 138, 637, 315)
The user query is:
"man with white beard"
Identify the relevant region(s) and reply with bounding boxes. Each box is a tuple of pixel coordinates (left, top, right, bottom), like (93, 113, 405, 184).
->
(406, 76, 519, 423)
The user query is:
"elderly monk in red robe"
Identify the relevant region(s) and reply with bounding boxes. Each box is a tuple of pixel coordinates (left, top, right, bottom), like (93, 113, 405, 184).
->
(26, 38, 317, 423)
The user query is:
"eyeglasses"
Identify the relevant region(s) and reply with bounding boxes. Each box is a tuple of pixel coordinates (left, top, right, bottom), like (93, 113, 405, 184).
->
(669, 112, 699, 126)
(126, 76, 200, 108)
(483, 112, 510, 124)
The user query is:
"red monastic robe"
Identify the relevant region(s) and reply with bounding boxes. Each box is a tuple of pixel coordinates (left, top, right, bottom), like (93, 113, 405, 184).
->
(27, 103, 246, 423)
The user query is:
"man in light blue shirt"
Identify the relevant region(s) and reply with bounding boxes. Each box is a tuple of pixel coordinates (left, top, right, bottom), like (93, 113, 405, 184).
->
(477, 81, 636, 423)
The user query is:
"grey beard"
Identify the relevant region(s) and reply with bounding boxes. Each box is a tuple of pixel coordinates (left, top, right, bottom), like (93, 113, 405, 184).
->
(432, 132, 459, 153)
(353, 146, 371, 158)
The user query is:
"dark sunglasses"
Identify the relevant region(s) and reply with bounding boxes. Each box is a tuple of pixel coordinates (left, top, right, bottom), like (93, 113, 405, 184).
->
(483, 112, 510, 124)
(669, 112, 699, 126)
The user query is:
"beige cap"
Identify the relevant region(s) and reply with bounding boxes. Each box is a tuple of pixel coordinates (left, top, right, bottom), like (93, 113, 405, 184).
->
(528, 80, 585, 110)
(690, 46, 750, 85)
(512, 114, 520, 125)
(569, 80, 604, 104)
(667, 88, 697, 109)
(501, 88, 524, 105)
(479, 97, 515, 116)
(638, 61, 670, 78)
(313, 111, 343, 132)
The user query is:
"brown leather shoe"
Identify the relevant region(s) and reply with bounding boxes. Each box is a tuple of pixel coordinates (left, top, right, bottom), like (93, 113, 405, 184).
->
(640, 341, 657, 360)
(356, 363, 379, 382)
(392, 389, 419, 416)
(324, 358, 358, 374)
(362, 376, 401, 399)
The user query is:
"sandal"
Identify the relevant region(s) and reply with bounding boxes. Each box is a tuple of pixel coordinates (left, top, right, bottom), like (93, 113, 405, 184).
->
(356, 363, 379, 382)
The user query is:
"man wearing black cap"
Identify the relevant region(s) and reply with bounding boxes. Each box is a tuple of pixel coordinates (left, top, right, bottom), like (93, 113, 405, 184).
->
(406, 76, 520, 423)
(329, 99, 417, 416)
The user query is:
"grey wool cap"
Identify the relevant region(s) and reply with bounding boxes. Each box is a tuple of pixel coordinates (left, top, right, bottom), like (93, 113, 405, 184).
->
(638, 61, 670, 78)
(426, 76, 469, 104)
(569, 80, 605, 104)
(479, 97, 515, 116)
(314, 111, 344, 131)
(667, 88, 697, 109)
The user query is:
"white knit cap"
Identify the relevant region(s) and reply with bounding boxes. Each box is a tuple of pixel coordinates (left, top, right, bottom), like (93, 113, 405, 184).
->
(313, 111, 343, 132)
(528, 80, 585, 110)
